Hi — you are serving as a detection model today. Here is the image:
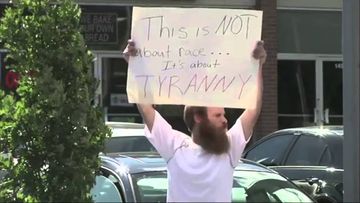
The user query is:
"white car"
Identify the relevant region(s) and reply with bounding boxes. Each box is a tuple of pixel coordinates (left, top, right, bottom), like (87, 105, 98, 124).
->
(104, 122, 157, 153)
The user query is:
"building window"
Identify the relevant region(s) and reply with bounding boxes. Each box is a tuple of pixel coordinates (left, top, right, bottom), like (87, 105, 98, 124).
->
(278, 10, 341, 54)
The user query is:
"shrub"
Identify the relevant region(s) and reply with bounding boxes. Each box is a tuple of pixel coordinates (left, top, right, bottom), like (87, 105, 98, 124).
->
(0, 0, 111, 202)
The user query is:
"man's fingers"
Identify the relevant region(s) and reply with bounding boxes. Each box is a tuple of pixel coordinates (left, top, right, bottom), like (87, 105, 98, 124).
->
(129, 47, 137, 54)
(128, 39, 135, 46)
(252, 41, 267, 66)
(252, 49, 262, 59)
(252, 40, 266, 59)
(123, 40, 137, 57)
(256, 40, 264, 47)
(122, 39, 137, 62)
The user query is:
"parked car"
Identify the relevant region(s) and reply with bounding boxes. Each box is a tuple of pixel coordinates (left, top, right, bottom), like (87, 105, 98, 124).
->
(90, 152, 315, 202)
(243, 125, 343, 202)
(104, 122, 157, 153)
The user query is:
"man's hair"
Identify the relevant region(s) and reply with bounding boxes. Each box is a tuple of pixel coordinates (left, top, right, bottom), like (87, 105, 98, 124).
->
(183, 106, 207, 132)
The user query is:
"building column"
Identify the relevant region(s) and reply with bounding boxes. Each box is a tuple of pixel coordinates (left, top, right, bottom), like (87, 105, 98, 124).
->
(343, 0, 360, 202)
(253, 0, 278, 141)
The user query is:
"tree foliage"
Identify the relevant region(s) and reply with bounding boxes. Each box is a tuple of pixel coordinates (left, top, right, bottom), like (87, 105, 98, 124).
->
(0, 0, 111, 202)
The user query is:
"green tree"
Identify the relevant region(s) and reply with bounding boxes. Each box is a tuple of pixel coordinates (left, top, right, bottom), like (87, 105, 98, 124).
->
(0, 0, 111, 202)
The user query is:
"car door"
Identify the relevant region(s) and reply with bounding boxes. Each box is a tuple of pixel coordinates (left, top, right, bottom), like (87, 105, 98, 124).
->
(243, 133, 298, 166)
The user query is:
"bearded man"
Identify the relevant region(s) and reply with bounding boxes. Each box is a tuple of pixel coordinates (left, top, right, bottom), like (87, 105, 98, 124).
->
(123, 40, 266, 202)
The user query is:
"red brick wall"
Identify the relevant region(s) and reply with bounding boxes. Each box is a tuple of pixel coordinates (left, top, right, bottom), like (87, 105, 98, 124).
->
(250, 0, 278, 143)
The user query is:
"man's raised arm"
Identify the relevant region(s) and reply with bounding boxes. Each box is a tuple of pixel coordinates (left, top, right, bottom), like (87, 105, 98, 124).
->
(123, 40, 155, 131)
(240, 41, 266, 141)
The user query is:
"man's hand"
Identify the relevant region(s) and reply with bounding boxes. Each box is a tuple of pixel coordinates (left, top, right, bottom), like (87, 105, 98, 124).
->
(240, 40, 266, 141)
(122, 39, 156, 131)
(123, 39, 137, 63)
(252, 41, 267, 66)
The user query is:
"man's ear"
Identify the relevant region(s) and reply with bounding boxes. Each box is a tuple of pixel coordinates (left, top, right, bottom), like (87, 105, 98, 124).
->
(194, 114, 203, 124)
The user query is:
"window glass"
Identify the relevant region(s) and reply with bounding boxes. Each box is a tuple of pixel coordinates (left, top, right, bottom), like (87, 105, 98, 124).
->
(278, 10, 341, 54)
(245, 135, 293, 165)
(278, 60, 315, 129)
(132, 172, 168, 203)
(101, 57, 142, 122)
(323, 61, 343, 125)
(286, 135, 328, 165)
(319, 147, 332, 166)
(278, 60, 315, 115)
(91, 175, 123, 203)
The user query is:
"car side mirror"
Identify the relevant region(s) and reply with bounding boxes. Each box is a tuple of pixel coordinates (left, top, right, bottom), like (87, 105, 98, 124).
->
(334, 183, 343, 195)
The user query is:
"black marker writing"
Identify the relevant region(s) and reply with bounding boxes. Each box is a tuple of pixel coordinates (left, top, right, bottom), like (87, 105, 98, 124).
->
(238, 74, 252, 99)
(215, 14, 257, 38)
(135, 73, 252, 99)
(135, 75, 155, 97)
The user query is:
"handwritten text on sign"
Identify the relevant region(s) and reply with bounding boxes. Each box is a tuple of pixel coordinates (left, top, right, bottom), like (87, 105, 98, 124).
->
(127, 7, 263, 108)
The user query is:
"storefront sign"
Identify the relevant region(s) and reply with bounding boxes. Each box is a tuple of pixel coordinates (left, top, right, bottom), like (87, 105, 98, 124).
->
(80, 13, 118, 44)
(127, 7, 263, 108)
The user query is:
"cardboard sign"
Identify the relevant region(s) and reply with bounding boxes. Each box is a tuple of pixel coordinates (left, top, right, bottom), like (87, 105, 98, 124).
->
(127, 7, 263, 108)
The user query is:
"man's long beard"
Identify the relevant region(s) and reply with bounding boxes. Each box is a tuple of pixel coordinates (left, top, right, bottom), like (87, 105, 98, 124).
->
(193, 120, 230, 155)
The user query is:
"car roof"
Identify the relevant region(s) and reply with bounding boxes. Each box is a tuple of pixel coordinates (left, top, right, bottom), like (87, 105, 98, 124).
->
(273, 125, 343, 137)
(254, 125, 343, 168)
(106, 122, 145, 129)
(100, 152, 167, 174)
(100, 152, 277, 174)
(271, 125, 343, 151)
(106, 122, 145, 137)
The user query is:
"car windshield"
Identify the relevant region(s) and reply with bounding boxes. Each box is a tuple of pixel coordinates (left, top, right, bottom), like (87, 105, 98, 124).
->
(131, 170, 313, 203)
(104, 136, 157, 153)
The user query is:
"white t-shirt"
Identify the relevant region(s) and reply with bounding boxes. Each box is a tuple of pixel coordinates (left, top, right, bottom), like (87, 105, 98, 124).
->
(144, 111, 249, 202)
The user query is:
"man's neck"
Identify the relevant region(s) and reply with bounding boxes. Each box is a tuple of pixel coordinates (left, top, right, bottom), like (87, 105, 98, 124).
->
(191, 132, 200, 145)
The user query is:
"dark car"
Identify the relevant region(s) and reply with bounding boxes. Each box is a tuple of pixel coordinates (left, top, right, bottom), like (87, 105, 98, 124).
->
(90, 152, 314, 202)
(243, 126, 343, 202)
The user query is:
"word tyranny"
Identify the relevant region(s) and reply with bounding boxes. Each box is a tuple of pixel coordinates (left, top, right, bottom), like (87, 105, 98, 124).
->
(135, 73, 252, 99)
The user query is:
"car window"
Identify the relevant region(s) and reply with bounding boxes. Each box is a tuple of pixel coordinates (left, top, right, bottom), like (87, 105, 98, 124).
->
(132, 172, 167, 203)
(286, 134, 329, 166)
(232, 170, 313, 202)
(319, 147, 332, 165)
(245, 134, 293, 166)
(104, 136, 157, 153)
(91, 175, 123, 203)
